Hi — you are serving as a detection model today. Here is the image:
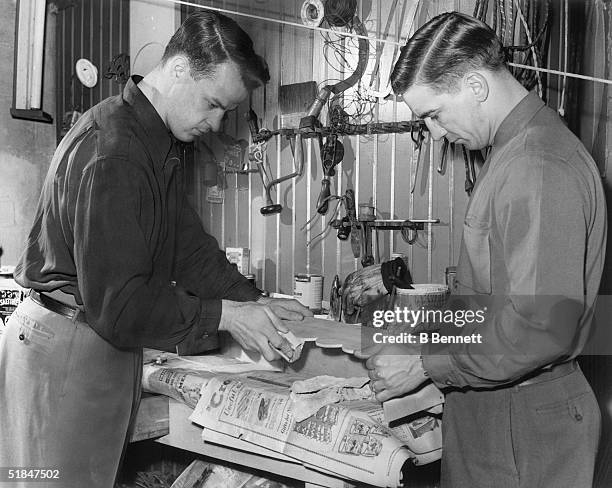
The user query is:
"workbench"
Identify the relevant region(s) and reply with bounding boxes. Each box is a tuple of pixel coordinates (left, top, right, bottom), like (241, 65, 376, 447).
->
(128, 317, 443, 488)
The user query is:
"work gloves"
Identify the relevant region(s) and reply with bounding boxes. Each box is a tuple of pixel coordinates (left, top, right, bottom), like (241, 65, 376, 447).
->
(340, 258, 413, 323)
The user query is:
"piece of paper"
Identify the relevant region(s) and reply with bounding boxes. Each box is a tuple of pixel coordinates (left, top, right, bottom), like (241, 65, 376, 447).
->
(272, 329, 305, 363)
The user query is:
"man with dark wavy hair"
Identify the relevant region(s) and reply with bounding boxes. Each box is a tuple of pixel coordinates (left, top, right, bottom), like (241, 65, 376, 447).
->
(360, 11, 606, 487)
(0, 11, 310, 487)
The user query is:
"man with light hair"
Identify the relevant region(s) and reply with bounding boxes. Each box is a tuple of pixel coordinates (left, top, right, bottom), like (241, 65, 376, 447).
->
(0, 11, 310, 487)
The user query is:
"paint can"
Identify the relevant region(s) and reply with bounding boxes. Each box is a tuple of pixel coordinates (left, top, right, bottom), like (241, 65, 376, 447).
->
(293, 274, 324, 313)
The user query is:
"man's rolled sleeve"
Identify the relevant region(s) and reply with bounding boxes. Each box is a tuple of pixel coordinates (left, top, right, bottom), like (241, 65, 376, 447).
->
(174, 298, 223, 354)
(422, 347, 469, 389)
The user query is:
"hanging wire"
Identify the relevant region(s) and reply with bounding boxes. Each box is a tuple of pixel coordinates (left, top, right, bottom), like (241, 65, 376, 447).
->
(512, 0, 542, 96)
(155, 0, 612, 87)
(324, 0, 358, 27)
(318, 8, 378, 124)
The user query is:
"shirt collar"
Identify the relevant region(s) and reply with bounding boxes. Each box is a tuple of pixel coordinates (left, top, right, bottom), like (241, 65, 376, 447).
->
(493, 90, 545, 149)
(122, 75, 174, 168)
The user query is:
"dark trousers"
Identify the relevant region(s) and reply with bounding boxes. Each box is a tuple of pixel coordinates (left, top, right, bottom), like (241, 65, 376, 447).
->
(441, 363, 600, 488)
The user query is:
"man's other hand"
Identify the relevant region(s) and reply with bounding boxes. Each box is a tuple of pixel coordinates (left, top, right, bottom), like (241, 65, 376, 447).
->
(354, 343, 428, 403)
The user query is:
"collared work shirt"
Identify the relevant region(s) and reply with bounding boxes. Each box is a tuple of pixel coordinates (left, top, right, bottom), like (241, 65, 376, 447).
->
(14, 76, 259, 351)
(423, 92, 607, 388)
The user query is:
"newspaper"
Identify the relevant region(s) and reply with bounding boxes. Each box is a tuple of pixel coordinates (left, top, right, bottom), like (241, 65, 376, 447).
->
(290, 375, 374, 422)
(142, 365, 215, 408)
(141, 352, 278, 408)
(170, 459, 292, 488)
(190, 371, 411, 487)
(357, 401, 443, 467)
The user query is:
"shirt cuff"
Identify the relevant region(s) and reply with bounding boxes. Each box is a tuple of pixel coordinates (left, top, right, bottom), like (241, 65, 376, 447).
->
(175, 298, 222, 355)
(421, 349, 466, 389)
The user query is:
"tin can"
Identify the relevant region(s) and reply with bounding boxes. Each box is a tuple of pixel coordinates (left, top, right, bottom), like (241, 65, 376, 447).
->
(293, 274, 324, 313)
(225, 247, 250, 274)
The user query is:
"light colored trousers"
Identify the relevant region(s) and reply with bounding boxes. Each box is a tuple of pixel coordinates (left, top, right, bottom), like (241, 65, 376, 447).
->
(0, 297, 142, 487)
(440, 363, 600, 488)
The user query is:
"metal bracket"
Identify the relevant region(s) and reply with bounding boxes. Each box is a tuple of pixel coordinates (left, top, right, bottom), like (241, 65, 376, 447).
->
(354, 219, 441, 267)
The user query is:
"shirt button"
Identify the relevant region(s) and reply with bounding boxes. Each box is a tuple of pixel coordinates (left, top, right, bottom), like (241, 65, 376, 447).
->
(202, 333, 208, 339)
(445, 379, 454, 386)
(18, 333, 25, 341)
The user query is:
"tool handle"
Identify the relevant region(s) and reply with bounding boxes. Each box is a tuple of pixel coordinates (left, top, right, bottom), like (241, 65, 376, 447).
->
(260, 203, 282, 215)
(246, 109, 259, 137)
(317, 179, 331, 214)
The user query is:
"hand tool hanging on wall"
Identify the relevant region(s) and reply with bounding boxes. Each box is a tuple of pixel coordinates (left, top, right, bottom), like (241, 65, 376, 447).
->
(310, 8, 369, 215)
(461, 146, 486, 196)
(437, 138, 451, 176)
(462, 146, 476, 196)
(316, 106, 345, 214)
(246, 108, 305, 215)
(410, 123, 426, 194)
(327, 188, 357, 243)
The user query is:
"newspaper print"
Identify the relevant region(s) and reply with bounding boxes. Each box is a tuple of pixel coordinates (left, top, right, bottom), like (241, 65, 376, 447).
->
(190, 372, 410, 487)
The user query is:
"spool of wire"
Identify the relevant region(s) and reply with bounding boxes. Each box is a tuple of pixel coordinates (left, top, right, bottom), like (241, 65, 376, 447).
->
(324, 0, 357, 27)
(301, 0, 325, 27)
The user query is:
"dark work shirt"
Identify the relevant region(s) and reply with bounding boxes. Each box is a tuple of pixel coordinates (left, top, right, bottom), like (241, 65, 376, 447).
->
(15, 76, 260, 350)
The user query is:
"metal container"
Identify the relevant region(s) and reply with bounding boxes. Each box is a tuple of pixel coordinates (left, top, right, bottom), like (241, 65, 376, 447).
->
(293, 274, 324, 313)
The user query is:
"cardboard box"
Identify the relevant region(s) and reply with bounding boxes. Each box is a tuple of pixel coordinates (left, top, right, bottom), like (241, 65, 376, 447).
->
(0, 274, 26, 331)
(225, 247, 250, 275)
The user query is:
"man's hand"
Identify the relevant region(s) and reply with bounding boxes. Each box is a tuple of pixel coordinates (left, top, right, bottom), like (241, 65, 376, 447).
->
(341, 264, 386, 322)
(355, 343, 428, 403)
(256, 296, 313, 321)
(219, 300, 295, 361)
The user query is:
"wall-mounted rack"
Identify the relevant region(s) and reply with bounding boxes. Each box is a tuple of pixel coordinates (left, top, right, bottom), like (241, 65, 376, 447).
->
(355, 219, 440, 267)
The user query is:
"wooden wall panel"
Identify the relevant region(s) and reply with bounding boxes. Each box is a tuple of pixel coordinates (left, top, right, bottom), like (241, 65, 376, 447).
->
(55, 0, 129, 142)
(171, 0, 588, 305)
(179, 0, 463, 301)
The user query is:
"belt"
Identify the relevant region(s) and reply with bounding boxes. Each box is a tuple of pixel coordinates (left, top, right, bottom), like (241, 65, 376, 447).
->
(517, 360, 577, 387)
(30, 290, 86, 322)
